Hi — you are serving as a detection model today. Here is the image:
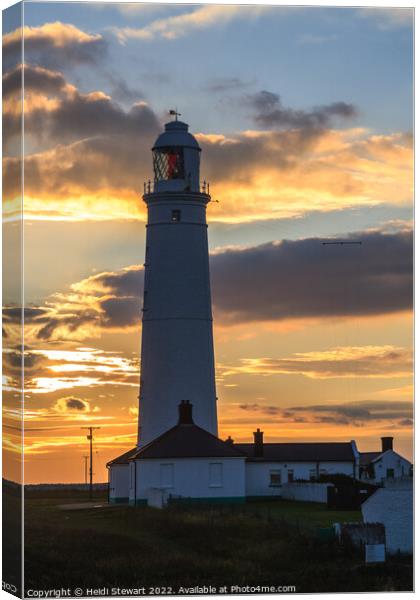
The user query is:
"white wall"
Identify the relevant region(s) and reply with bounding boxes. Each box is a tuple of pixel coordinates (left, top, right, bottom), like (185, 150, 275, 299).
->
(109, 464, 129, 502)
(134, 457, 246, 503)
(362, 485, 413, 554)
(280, 483, 332, 503)
(245, 461, 354, 497)
(318, 461, 355, 477)
(363, 451, 412, 484)
(139, 195, 218, 446)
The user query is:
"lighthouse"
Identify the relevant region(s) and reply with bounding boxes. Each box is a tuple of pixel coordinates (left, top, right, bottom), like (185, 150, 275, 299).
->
(138, 116, 218, 447)
(106, 116, 392, 508)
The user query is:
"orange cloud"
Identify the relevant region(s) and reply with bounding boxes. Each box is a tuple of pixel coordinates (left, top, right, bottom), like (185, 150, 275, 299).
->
(3, 127, 410, 224)
(111, 5, 265, 42)
(2, 61, 412, 223)
(219, 345, 412, 380)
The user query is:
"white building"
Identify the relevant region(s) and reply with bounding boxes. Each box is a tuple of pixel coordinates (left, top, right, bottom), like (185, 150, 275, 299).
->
(128, 401, 246, 506)
(362, 479, 413, 554)
(359, 437, 412, 484)
(236, 430, 357, 498)
(108, 448, 137, 504)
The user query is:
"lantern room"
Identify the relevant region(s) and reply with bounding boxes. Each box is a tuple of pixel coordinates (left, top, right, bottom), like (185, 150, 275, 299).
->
(152, 120, 201, 193)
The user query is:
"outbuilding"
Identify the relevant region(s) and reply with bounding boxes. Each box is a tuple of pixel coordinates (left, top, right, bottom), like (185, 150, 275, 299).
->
(107, 447, 137, 504)
(362, 479, 413, 554)
(359, 437, 412, 484)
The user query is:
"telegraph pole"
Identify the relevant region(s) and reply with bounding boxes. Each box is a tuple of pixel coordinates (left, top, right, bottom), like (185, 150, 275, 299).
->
(81, 427, 101, 499)
(83, 455, 89, 485)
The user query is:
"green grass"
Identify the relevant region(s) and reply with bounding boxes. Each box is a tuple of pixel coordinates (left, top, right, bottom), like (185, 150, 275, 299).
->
(241, 499, 362, 530)
(22, 492, 412, 594)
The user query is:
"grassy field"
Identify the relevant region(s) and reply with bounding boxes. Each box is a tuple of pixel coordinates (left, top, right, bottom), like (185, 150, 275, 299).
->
(21, 491, 412, 594)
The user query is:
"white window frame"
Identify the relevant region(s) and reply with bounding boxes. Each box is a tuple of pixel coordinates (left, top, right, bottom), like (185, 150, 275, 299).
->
(160, 463, 174, 489)
(269, 469, 282, 487)
(209, 462, 223, 488)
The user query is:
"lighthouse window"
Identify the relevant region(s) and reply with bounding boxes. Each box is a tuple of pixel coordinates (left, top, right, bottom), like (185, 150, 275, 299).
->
(153, 147, 185, 181)
(171, 210, 181, 222)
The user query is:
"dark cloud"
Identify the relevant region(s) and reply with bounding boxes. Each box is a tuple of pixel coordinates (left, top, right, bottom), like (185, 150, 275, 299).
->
(7, 229, 412, 341)
(43, 95, 158, 142)
(4, 349, 43, 370)
(210, 230, 412, 323)
(2, 267, 144, 342)
(2, 306, 50, 323)
(6, 126, 304, 199)
(36, 310, 100, 341)
(200, 127, 317, 182)
(287, 400, 413, 426)
(54, 396, 90, 413)
(3, 347, 50, 391)
(239, 400, 413, 427)
(3, 22, 107, 71)
(3, 64, 68, 99)
(34, 267, 143, 340)
(64, 397, 88, 411)
(95, 268, 143, 296)
(247, 90, 357, 129)
(8, 88, 159, 148)
(99, 297, 141, 328)
(4, 134, 152, 200)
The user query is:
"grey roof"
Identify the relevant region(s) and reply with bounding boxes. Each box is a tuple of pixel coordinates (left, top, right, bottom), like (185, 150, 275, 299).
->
(359, 451, 382, 466)
(234, 442, 356, 463)
(106, 447, 137, 467)
(153, 121, 200, 151)
(130, 424, 246, 460)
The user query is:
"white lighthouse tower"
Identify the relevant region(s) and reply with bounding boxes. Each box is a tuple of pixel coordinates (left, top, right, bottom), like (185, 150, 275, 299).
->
(138, 115, 218, 447)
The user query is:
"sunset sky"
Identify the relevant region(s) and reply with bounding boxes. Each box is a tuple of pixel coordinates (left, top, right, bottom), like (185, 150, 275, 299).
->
(3, 3, 413, 483)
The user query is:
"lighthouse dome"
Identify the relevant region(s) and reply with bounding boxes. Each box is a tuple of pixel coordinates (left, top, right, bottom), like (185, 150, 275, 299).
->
(151, 119, 202, 193)
(153, 120, 201, 151)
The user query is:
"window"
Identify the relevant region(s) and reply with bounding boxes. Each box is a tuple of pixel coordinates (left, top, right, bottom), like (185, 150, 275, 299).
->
(160, 463, 174, 488)
(153, 147, 185, 180)
(309, 469, 317, 482)
(288, 469, 294, 483)
(386, 468, 394, 479)
(171, 209, 181, 222)
(209, 462, 223, 487)
(269, 470, 282, 487)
